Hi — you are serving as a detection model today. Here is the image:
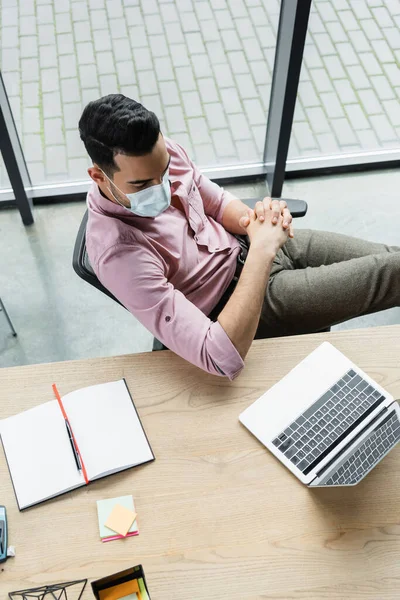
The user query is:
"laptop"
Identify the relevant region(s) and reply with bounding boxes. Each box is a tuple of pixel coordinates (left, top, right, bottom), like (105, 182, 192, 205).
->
(239, 342, 400, 487)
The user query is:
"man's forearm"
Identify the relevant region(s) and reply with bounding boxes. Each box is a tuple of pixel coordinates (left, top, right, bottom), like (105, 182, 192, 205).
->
(221, 197, 251, 235)
(217, 245, 275, 359)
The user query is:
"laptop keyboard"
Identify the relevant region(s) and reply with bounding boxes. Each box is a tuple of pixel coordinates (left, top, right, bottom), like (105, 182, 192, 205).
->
(323, 411, 400, 485)
(272, 369, 385, 475)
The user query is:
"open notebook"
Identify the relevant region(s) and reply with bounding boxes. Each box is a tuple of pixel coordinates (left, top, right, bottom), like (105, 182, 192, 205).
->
(0, 380, 154, 510)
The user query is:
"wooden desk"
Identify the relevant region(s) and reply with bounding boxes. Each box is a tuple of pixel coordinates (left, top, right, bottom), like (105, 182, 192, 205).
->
(1, 325, 400, 599)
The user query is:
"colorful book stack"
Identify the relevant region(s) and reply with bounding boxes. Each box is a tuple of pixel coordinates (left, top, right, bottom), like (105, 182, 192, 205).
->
(97, 577, 149, 600)
(92, 565, 151, 600)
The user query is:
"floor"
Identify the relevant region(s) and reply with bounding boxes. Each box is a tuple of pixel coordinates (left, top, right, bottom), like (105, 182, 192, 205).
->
(0, 0, 399, 189)
(1, 168, 399, 369)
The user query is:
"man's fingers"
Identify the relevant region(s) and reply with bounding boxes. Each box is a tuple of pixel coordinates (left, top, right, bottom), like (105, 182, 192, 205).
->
(282, 208, 293, 229)
(239, 208, 255, 229)
(239, 215, 250, 228)
(261, 196, 271, 223)
(255, 200, 265, 222)
(270, 199, 281, 224)
(281, 206, 294, 237)
(279, 200, 288, 212)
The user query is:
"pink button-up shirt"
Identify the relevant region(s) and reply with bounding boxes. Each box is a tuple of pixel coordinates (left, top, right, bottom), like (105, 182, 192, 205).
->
(86, 137, 244, 379)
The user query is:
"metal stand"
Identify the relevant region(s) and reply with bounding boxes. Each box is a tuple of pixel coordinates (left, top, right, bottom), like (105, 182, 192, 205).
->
(0, 297, 17, 337)
(264, 0, 313, 197)
(9, 578, 87, 600)
(0, 71, 34, 225)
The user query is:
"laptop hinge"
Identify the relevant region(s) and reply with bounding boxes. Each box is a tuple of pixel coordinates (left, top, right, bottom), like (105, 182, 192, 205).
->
(315, 406, 389, 479)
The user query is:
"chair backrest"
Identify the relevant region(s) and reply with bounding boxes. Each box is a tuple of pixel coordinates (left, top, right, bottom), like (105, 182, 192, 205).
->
(73, 209, 167, 351)
(72, 209, 125, 308)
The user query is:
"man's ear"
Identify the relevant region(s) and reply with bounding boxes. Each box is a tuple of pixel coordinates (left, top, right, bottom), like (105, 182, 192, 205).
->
(88, 165, 106, 185)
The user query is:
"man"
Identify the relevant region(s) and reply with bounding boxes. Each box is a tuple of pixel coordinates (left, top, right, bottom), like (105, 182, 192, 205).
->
(79, 94, 400, 380)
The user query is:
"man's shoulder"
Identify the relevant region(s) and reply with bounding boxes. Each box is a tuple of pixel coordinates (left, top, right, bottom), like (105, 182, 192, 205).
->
(85, 186, 141, 267)
(164, 136, 191, 165)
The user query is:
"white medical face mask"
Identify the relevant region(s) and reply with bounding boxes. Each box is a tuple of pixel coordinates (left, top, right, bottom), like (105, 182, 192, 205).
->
(102, 168, 171, 218)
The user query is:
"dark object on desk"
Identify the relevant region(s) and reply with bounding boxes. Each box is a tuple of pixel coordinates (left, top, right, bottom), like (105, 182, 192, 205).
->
(0, 505, 7, 563)
(9, 578, 87, 600)
(72, 198, 308, 352)
(91, 564, 151, 599)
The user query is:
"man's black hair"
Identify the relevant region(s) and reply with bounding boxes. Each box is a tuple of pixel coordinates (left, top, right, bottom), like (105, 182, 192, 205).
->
(79, 94, 160, 176)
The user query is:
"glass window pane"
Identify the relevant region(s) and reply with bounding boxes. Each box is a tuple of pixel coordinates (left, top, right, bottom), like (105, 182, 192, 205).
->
(1, 0, 281, 189)
(289, 0, 400, 162)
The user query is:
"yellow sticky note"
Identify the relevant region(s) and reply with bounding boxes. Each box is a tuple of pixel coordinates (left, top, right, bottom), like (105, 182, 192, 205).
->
(104, 504, 137, 537)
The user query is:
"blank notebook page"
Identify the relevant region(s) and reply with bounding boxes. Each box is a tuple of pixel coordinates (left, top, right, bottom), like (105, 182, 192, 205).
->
(63, 380, 153, 481)
(0, 400, 85, 509)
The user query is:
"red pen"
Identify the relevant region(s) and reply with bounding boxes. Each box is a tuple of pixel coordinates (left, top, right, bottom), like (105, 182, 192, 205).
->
(52, 383, 89, 484)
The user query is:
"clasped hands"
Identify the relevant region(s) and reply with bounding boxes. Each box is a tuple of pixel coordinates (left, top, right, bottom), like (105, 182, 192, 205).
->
(239, 197, 294, 239)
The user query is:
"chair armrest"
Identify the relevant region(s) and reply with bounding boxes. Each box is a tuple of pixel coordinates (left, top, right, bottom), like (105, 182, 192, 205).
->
(242, 198, 308, 218)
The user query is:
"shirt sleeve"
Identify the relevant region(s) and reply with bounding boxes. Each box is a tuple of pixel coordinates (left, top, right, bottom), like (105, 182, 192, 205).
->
(174, 141, 235, 224)
(97, 243, 245, 380)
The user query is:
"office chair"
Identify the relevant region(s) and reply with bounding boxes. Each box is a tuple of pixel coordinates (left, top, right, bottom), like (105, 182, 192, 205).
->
(72, 198, 308, 351)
